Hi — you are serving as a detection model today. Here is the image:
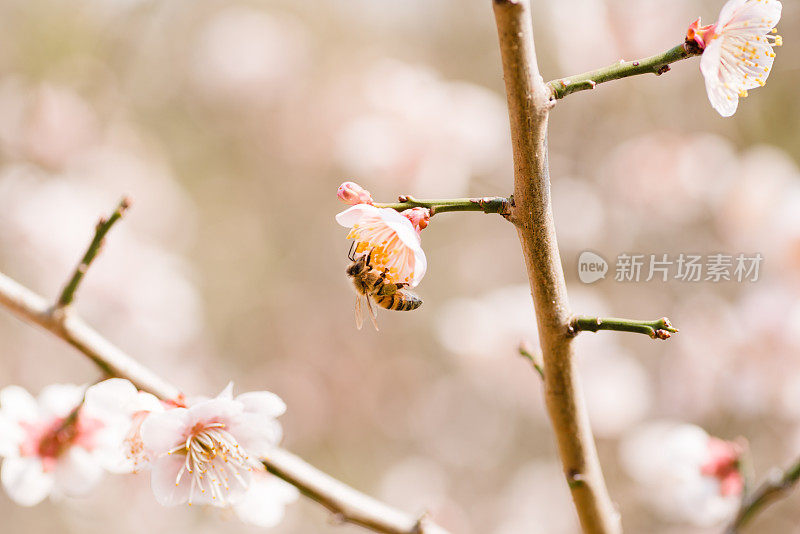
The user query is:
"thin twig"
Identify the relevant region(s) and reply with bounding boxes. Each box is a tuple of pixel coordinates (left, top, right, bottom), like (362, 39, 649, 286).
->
(492, 1, 621, 533)
(725, 456, 800, 533)
(518, 343, 544, 379)
(0, 269, 449, 534)
(569, 316, 678, 340)
(56, 197, 131, 308)
(374, 195, 513, 217)
(548, 41, 702, 99)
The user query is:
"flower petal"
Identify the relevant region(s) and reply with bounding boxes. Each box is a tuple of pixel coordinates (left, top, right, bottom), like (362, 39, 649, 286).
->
(0, 385, 40, 423)
(1, 457, 54, 506)
(140, 408, 190, 455)
(150, 453, 191, 506)
(53, 447, 103, 497)
(700, 40, 739, 117)
(236, 391, 286, 419)
(227, 414, 283, 457)
(37, 384, 84, 419)
(335, 203, 377, 227)
(233, 473, 299, 527)
(83, 378, 139, 418)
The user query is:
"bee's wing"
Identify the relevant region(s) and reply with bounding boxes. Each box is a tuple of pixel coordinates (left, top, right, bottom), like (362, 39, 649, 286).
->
(355, 295, 364, 330)
(365, 294, 380, 331)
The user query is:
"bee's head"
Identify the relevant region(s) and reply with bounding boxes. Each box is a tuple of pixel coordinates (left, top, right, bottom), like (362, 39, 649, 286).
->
(346, 256, 368, 277)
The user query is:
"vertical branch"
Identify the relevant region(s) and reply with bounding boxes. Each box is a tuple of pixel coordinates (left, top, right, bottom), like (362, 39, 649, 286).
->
(491, 1, 621, 533)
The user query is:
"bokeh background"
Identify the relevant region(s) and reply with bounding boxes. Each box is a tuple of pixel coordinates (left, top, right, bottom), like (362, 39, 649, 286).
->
(0, 0, 799, 532)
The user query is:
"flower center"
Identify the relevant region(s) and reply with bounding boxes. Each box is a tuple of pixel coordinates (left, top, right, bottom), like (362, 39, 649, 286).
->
(170, 421, 254, 505)
(19, 409, 103, 471)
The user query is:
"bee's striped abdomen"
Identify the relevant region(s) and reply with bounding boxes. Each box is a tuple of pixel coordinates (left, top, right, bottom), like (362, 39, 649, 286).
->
(374, 289, 422, 311)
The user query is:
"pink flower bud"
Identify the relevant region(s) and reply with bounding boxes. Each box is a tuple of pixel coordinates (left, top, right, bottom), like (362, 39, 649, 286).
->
(401, 207, 430, 233)
(700, 437, 744, 497)
(337, 182, 373, 205)
(686, 18, 717, 49)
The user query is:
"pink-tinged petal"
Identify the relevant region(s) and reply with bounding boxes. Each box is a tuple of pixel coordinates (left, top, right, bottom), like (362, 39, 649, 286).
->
(0, 385, 40, 423)
(135, 392, 166, 414)
(53, 447, 103, 497)
(335, 203, 378, 227)
(700, 40, 739, 117)
(1, 456, 54, 506)
(717, 0, 748, 27)
(227, 414, 283, 457)
(37, 384, 84, 419)
(724, 0, 781, 29)
(150, 454, 191, 506)
(411, 246, 427, 287)
(140, 408, 190, 455)
(186, 397, 242, 428)
(216, 382, 235, 401)
(236, 391, 286, 419)
(234, 474, 299, 527)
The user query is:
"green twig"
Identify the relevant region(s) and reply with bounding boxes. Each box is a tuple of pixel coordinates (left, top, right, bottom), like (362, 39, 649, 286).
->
(518, 343, 544, 379)
(726, 457, 800, 533)
(56, 197, 131, 308)
(548, 41, 702, 100)
(374, 195, 513, 217)
(569, 316, 678, 340)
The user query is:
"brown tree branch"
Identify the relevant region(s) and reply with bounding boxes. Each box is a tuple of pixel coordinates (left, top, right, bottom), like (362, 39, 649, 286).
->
(0, 269, 449, 534)
(491, 1, 621, 533)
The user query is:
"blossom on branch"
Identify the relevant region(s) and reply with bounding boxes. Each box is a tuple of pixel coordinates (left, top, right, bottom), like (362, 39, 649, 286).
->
(82, 378, 165, 473)
(336, 203, 427, 287)
(689, 0, 782, 117)
(0, 383, 127, 506)
(620, 421, 744, 526)
(140, 383, 286, 510)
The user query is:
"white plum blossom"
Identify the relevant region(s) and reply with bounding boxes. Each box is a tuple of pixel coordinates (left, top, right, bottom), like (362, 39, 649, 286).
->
(336, 203, 427, 287)
(140, 383, 285, 509)
(82, 378, 165, 473)
(0, 383, 127, 506)
(688, 0, 783, 117)
(619, 421, 744, 526)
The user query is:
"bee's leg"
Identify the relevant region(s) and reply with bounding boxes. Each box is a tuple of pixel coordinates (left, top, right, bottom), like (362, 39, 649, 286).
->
(347, 241, 356, 262)
(365, 248, 374, 268)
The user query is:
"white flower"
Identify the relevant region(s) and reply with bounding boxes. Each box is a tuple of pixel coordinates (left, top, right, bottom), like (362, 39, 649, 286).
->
(82, 378, 164, 473)
(336, 203, 427, 287)
(0, 383, 124, 506)
(619, 421, 743, 526)
(140, 383, 285, 508)
(233, 471, 299, 527)
(689, 0, 783, 117)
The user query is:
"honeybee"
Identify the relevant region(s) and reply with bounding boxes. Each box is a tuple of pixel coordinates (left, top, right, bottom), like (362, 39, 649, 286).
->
(346, 246, 423, 330)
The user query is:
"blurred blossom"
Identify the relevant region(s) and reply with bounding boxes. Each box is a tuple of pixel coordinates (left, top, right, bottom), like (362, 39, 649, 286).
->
(619, 421, 741, 526)
(578, 342, 652, 438)
(603, 132, 738, 233)
(692, 0, 782, 117)
(82, 379, 164, 473)
(191, 7, 310, 105)
(334, 59, 509, 197)
(0, 384, 127, 506)
(411, 377, 514, 470)
(551, 176, 606, 250)
(492, 461, 579, 534)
